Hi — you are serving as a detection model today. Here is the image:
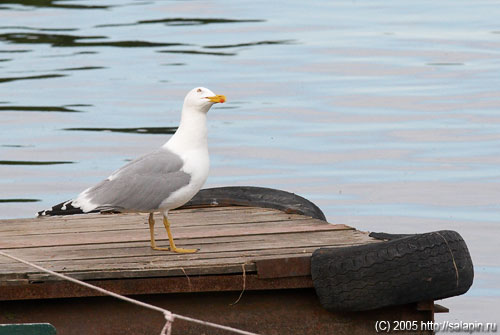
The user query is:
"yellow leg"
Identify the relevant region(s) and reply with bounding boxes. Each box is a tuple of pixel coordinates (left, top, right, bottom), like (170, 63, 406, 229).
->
(148, 213, 170, 251)
(162, 215, 198, 253)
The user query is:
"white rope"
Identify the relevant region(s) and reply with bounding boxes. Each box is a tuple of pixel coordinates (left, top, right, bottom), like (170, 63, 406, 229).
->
(0, 250, 259, 335)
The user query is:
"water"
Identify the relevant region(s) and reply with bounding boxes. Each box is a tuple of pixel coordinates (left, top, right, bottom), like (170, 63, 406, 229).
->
(1, 0, 500, 324)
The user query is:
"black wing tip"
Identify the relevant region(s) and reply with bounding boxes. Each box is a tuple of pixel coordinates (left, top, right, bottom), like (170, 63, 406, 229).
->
(37, 209, 48, 216)
(38, 200, 85, 216)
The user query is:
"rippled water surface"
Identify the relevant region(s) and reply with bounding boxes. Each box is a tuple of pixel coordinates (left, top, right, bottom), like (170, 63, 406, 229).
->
(1, 0, 500, 323)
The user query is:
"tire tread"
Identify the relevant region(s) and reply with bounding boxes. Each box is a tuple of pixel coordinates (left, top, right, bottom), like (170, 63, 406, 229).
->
(311, 230, 474, 311)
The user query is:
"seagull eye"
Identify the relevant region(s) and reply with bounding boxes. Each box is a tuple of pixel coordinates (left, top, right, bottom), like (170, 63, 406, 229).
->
(197, 88, 202, 93)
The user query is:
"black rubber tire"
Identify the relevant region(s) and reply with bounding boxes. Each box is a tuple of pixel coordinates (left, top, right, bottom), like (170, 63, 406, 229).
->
(180, 186, 327, 221)
(41, 186, 327, 221)
(311, 230, 474, 312)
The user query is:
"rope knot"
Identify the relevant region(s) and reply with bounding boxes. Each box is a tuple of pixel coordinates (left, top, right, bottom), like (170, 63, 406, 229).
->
(161, 311, 174, 335)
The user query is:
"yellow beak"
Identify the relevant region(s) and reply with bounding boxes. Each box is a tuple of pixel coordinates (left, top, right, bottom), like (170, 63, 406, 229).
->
(206, 95, 226, 103)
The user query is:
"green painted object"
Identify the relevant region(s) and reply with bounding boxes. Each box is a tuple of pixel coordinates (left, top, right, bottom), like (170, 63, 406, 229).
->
(0, 323, 57, 335)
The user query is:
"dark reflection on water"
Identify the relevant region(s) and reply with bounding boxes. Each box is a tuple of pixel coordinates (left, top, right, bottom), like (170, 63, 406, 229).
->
(0, 74, 66, 84)
(139, 17, 264, 26)
(0, 199, 40, 203)
(0, 49, 30, 53)
(0, 33, 186, 48)
(57, 66, 105, 72)
(0, 26, 78, 32)
(0, 160, 74, 165)
(1, 144, 34, 148)
(204, 40, 294, 49)
(0, 0, 109, 10)
(66, 104, 92, 108)
(157, 40, 293, 56)
(159, 49, 236, 56)
(0, 106, 84, 112)
(64, 127, 177, 135)
(41, 51, 99, 58)
(96, 17, 264, 28)
(161, 63, 185, 66)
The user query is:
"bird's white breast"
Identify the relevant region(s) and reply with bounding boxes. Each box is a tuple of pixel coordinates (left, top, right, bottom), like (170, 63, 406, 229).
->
(159, 146, 210, 212)
(158, 103, 210, 213)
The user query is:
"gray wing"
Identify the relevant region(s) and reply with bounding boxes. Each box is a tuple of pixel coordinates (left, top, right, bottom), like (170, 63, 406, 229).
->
(82, 148, 190, 212)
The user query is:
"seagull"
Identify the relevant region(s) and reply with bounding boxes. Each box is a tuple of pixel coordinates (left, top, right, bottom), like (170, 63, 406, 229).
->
(38, 87, 226, 253)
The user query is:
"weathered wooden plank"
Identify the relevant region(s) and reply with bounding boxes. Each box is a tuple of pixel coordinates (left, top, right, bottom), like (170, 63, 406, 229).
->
(0, 210, 311, 237)
(0, 206, 280, 231)
(0, 273, 315, 302)
(0, 230, 374, 265)
(0, 239, 372, 277)
(0, 263, 258, 288)
(0, 220, 351, 249)
(0, 206, 376, 286)
(1, 249, 321, 282)
(26, 263, 259, 282)
(0, 246, 327, 274)
(3, 206, 282, 226)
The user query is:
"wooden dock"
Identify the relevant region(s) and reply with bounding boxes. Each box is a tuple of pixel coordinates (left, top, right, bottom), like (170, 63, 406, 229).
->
(0, 206, 435, 335)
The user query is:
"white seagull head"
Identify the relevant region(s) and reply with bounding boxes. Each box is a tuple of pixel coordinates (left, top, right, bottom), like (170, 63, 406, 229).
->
(183, 87, 226, 112)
